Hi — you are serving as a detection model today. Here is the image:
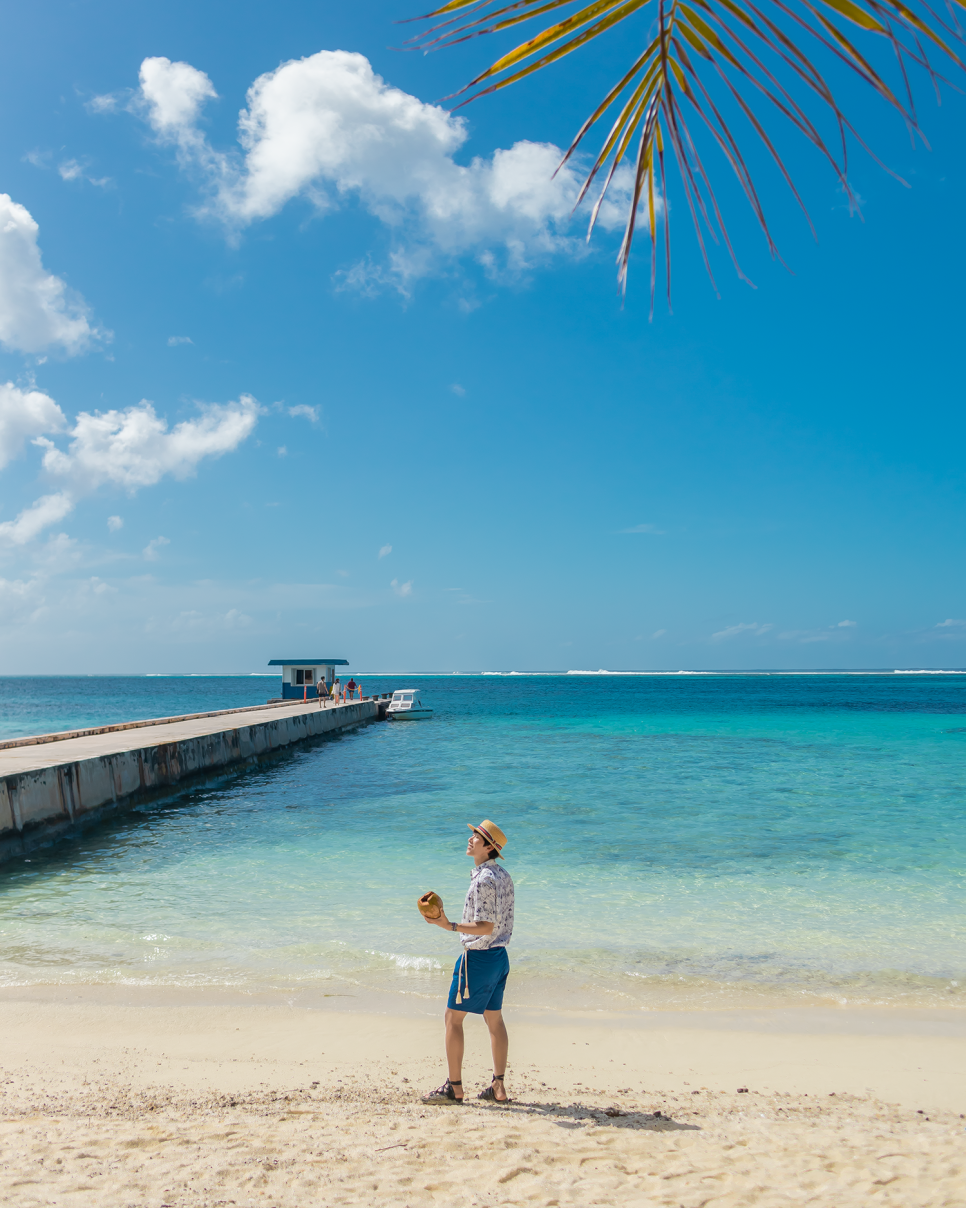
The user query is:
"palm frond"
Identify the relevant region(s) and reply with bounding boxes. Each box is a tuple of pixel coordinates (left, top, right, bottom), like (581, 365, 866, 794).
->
(405, 0, 965, 305)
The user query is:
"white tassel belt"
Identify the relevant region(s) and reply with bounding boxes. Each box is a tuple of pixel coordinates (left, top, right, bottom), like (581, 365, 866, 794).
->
(457, 948, 470, 1004)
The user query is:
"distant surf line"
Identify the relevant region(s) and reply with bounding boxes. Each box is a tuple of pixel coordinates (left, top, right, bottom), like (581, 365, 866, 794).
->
(42, 668, 964, 678)
(349, 668, 966, 677)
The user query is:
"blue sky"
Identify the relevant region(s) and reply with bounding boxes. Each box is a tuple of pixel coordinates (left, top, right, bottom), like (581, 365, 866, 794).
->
(0, 0, 963, 673)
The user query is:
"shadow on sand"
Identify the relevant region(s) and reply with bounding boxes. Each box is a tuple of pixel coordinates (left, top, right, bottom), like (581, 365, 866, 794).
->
(481, 1098, 700, 1132)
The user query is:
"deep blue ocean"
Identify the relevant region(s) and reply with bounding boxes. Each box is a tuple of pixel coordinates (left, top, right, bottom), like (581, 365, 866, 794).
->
(0, 673, 963, 1011)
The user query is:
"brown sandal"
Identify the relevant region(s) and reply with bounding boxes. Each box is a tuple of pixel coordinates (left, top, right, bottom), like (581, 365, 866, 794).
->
(478, 1074, 509, 1103)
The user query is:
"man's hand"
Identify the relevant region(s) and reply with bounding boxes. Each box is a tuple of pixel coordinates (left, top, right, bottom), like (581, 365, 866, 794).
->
(426, 910, 451, 929)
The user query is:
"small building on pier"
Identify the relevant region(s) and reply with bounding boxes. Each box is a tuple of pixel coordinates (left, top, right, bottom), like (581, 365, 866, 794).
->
(268, 658, 349, 700)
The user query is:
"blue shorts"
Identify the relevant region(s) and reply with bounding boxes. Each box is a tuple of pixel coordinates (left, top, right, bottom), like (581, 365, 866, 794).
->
(447, 946, 509, 1015)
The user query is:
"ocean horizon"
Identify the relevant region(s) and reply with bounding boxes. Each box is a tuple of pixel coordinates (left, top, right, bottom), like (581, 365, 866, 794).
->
(0, 672, 963, 1013)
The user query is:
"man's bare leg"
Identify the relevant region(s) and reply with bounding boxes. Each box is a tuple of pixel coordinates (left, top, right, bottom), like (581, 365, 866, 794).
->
(483, 1009, 509, 1101)
(443, 1009, 466, 1100)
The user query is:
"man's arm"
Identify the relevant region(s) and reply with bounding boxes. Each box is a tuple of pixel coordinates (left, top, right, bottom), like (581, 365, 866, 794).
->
(426, 912, 493, 936)
(427, 874, 496, 935)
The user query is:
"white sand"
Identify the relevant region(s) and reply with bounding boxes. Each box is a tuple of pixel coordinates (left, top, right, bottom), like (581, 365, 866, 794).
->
(0, 989, 964, 1206)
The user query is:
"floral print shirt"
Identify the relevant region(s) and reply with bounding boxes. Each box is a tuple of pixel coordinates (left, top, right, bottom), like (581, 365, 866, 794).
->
(460, 859, 514, 950)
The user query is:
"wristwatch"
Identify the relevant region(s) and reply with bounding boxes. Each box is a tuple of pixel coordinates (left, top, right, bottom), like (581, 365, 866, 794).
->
(451, 921, 458, 932)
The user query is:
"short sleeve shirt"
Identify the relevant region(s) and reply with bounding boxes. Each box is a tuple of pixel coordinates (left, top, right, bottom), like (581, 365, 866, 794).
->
(460, 860, 514, 950)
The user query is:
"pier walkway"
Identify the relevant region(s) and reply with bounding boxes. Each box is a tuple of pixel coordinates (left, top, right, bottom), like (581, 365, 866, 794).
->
(0, 697, 383, 864)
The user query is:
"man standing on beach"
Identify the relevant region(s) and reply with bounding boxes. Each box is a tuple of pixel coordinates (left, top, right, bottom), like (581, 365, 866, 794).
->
(422, 820, 514, 1104)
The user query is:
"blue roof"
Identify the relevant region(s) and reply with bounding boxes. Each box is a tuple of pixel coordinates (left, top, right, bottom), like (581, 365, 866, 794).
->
(267, 658, 349, 666)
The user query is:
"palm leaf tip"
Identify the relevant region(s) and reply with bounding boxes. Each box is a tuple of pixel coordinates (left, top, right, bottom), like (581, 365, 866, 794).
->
(406, 0, 965, 303)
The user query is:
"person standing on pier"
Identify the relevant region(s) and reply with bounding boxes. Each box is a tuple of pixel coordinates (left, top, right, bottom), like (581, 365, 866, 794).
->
(346, 677, 357, 700)
(421, 820, 514, 1104)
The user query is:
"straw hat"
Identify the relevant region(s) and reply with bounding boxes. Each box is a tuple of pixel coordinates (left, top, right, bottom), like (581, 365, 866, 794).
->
(468, 819, 507, 858)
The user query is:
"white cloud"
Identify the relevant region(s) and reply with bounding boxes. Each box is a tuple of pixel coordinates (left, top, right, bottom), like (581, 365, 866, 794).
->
(0, 492, 73, 546)
(287, 404, 318, 422)
(621, 523, 665, 534)
(0, 194, 107, 355)
(651, 629, 667, 638)
(0, 393, 260, 547)
(167, 335, 193, 346)
(143, 535, 170, 561)
(936, 618, 965, 628)
(165, 605, 252, 632)
(0, 574, 45, 624)
(0, 382, 66, 469)
(378, 544, 392, 558)
(107, 515, 123, 531)
(139, 56, 219, 155)
(711, 621, 774, 640)
(24, 151, 111, 188)
(30, 531, 81, 572)
(171, 608, 203, 629)
(122, 52, 634, 287)
(779, 622, 860, 643)
(276, 445, 287, 457)
(450, 384, 466, 397)
(87, 92, 126, 115)
(38, 394, 260, 492)
(391, 577, 412, 597)
(56, 159, 111, 188)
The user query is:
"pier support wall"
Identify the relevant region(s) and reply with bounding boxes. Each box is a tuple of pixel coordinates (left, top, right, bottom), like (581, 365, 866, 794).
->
(0, 700, 378, 864)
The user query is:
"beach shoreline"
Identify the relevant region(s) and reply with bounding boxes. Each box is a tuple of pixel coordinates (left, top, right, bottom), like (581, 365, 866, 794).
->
(0, 985, 963, 1109)
(0, 986, 963, 1205)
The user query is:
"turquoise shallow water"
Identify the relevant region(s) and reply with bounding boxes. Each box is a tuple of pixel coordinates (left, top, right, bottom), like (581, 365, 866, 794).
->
(0, 674, 964, 1011)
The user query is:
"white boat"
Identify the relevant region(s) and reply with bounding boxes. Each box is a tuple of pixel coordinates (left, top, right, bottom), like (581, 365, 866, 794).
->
(386, 689, 434, 720)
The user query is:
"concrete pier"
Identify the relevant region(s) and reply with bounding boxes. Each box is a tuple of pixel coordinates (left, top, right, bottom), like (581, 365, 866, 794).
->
(0, 698, 383, 865)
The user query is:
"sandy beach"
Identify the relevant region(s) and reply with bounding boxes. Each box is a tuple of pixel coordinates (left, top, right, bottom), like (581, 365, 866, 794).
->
(0, 988, 963, 1206)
